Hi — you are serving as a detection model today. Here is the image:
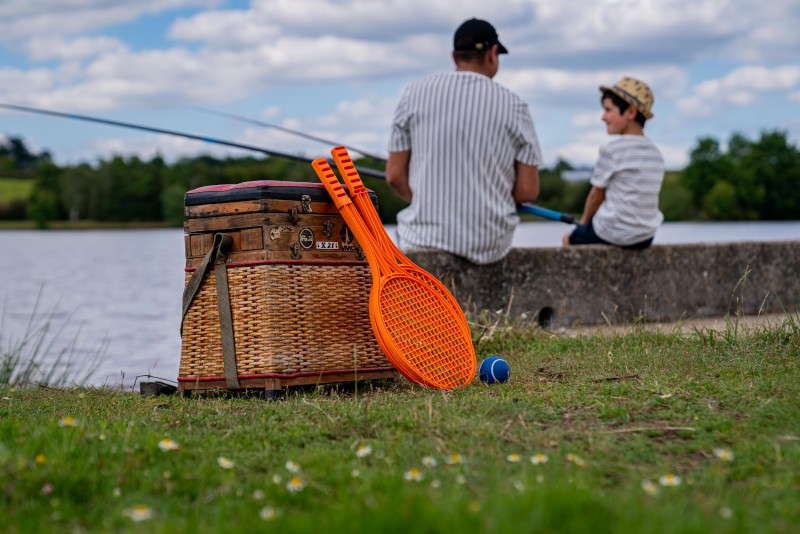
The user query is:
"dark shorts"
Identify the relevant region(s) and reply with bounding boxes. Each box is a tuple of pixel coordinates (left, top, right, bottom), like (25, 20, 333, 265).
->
(568, 220, 653, 250)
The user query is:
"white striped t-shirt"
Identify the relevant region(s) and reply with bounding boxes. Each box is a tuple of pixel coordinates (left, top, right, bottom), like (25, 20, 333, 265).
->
(388, 71, 542, 264)
(591, 135, 665, 246)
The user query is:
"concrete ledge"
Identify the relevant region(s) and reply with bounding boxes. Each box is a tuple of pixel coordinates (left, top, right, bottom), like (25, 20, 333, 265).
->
(405, 241, 800, 328)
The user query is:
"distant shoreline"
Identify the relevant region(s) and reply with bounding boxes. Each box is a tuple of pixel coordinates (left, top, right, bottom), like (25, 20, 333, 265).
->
(0, 220, 176, 230)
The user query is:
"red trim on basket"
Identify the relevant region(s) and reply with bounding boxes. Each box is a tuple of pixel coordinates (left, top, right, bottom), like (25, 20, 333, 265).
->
(177, 367, 396, 382)
(185, 259, 369, 271)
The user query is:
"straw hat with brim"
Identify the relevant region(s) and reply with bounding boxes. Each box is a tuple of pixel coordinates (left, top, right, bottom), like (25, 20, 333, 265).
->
(599, 76, 654, 119)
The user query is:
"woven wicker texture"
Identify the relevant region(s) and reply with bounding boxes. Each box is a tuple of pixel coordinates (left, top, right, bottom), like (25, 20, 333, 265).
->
(179, 263, 387, 378)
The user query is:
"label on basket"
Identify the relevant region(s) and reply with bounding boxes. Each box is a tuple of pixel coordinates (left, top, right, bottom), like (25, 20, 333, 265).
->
(299, 228, 314, 249)
(316, 241, 339, 250)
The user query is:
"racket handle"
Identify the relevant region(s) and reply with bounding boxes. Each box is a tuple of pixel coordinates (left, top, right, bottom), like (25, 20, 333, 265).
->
(332, 146, 369, 197)
(311, 158, 353, 209)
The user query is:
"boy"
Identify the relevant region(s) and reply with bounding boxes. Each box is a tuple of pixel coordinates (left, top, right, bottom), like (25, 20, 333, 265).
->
(563, 76, 665, 249)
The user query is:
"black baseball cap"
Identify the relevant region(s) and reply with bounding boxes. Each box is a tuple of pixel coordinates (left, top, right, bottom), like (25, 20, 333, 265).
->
(453, 18, 508, 54)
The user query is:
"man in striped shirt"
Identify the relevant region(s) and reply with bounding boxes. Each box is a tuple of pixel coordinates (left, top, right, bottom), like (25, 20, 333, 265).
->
(386, 18, 542, 265)
(564, 76, 665, 249)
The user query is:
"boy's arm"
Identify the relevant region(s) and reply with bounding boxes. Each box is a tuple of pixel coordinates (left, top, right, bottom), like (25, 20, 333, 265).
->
(386, 150, 412, 203)
(580, 186, 606, 225)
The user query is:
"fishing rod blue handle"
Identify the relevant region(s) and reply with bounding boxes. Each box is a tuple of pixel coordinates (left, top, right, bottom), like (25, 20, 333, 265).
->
(517, 204, 575, 224)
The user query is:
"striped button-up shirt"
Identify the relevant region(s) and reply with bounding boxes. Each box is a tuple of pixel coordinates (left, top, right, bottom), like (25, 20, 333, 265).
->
(388, 71, 542, 264)
(590, 135, 665, 245)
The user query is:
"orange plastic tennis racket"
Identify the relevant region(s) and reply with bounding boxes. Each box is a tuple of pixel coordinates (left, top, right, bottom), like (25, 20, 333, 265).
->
(311, 158, 475, 389)
(330, 146, 474, 345)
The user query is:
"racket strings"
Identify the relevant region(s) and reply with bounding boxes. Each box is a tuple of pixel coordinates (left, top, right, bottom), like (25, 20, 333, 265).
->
(378, 278, 473, 388)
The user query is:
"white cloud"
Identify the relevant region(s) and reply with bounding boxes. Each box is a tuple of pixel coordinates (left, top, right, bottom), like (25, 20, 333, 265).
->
(677, 65, 800, 117)
(25, 36, 128, 62)
(0, 1, 222, 44)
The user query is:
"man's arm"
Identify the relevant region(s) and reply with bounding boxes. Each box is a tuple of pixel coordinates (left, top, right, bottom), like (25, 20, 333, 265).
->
(512, 162, 539, 204)
(579, 186, 606, 224)
(386, 150, 412, 203)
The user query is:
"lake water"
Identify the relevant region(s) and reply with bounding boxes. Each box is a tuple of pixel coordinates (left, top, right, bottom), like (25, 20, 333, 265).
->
(1, 221, 798, 388)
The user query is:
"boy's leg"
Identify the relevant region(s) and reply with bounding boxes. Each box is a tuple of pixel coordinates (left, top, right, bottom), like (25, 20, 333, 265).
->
(566, 219, 611, 246)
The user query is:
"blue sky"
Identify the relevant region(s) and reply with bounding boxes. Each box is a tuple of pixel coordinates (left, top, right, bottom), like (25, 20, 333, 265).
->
(1, 0, 799, 170)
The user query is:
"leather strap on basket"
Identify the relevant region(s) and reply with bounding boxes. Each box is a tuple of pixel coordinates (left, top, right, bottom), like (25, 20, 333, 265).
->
(180, 233, 240, 389)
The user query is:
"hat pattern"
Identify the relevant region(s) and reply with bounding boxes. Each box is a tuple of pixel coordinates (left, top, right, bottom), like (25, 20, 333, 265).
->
(599, 76, 654, 119)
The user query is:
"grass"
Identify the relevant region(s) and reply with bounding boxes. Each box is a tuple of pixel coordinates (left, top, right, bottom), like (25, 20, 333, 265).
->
(1, 316, 798, 533)
(0, 178, 34, 203)
(1, 294, 105, 388)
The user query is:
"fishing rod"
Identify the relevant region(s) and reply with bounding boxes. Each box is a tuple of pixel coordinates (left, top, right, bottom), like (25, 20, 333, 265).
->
(0, 102, 575, 224)
(517, 204, 575, 224)
(0, 102, 386, 179)
(194, 106, 385, 161)
(197, 107, 577, 224)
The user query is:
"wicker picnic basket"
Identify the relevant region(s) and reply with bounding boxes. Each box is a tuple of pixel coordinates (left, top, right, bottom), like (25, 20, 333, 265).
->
(178, 180, 395, 394)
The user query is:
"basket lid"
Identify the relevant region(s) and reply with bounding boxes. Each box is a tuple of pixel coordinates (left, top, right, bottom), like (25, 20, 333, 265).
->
(184, 180, 378, 206)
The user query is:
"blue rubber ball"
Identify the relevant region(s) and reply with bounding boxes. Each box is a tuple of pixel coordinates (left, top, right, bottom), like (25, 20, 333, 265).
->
(478, 356, 510, 384)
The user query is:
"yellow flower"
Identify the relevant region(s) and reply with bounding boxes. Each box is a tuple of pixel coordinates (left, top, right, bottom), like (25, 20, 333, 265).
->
(58, 416, 78, 428)
(422, 455, 437, 468)
(506, 453, 521, 463)
(158, 438, 180, 452)
(35, 454, 46, 465)
(659, 474, 682, 487)
(530, 453, 549, 465)
(259, 506, 280, 521)
(356, 445, 372, 458)
(445, 453, 463, 465)
(286, 476, 305, 492)
(468, 501, 481, 512)
(641, 480, 660, 496)
(565, 454, 587, 467)
(285, 460, 300, 473)
(217, 456, 235, 469)
(404, 468, 424, 482)
(123, 504, 154, 522)
(713, 448, 735, 461)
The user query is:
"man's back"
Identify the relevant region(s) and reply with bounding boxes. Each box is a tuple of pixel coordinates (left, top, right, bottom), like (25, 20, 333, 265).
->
(389, 71, 541, 264)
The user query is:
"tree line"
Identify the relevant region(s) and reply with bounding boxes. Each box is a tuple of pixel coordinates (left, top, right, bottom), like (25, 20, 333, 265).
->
(0, 130, 798, 227)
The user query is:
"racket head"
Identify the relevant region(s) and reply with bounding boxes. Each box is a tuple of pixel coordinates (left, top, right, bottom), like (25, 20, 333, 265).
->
(371, 273, 476, 389)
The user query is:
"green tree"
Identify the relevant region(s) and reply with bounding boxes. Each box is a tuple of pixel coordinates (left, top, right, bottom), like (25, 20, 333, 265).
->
(703, 180, 740, 220)
(660, 172, 698, 221)
(744, 131, 800, 219)
(680, 137, 734, 209)
(26, 161, 64, 227)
